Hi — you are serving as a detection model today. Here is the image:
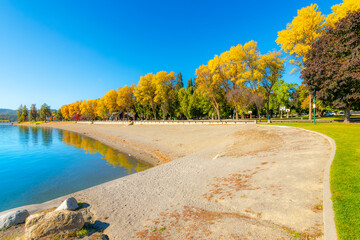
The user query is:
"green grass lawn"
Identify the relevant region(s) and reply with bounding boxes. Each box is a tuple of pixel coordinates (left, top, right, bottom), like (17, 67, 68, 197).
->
(272, 122, 360, 239)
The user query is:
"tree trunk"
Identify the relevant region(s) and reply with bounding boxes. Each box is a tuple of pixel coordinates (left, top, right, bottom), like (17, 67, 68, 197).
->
(344, 106, 351, 123)
(235, 107, 239, 120)
(211, 98, 220, 120)
(308, 94, 312, 120)
(266, 94, 270, 119)
(215, 107, 220, 120)
(151, 102, 157, 120)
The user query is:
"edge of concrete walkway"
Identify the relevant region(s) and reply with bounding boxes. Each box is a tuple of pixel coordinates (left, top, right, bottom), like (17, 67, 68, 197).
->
(264, 125, 337, 240)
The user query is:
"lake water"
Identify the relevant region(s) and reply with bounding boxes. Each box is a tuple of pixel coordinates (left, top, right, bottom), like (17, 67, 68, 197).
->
(0, 123, 152, 212)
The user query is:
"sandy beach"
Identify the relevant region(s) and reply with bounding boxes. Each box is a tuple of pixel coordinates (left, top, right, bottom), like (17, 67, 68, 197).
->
(1, 122, 332, 239)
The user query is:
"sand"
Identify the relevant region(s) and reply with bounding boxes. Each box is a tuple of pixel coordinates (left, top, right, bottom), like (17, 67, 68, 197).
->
(1, 122, 332, 239)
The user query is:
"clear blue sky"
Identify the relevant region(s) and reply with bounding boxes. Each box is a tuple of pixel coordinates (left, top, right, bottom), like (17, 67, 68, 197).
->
(0, 0, 339, 110)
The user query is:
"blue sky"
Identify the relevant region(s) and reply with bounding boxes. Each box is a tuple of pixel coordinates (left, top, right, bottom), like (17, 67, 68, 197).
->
(0, 0, 339, 110)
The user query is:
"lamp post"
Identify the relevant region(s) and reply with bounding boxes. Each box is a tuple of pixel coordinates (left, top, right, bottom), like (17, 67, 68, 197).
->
(313, 91, 316, 124)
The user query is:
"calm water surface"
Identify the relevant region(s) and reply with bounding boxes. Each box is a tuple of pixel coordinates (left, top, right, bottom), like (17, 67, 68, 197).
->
(0, 123, 152, 212)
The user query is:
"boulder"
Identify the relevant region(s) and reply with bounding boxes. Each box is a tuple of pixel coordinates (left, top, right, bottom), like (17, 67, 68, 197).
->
(0, 209, 29, 230)
(25, 210, 84, 240)
(56, 197, 79, 211)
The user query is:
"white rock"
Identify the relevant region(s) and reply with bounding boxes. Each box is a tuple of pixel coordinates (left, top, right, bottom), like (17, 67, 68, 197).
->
(56, 197, 79, 211)
(0, 209, 30, 230)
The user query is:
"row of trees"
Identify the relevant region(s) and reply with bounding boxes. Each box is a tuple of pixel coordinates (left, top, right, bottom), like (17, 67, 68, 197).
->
(17, 104, 53, 123)
(59, 0, 359, 122)
(59, 60, 318, 122)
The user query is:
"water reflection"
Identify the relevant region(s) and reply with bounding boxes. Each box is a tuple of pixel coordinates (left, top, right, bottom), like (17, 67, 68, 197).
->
(18, 126, 30, 145)
(16, 126, 152, 174)
(41, 127, 53, 147)
(31, 127, 39, 145)
(61, 131, 152, 173)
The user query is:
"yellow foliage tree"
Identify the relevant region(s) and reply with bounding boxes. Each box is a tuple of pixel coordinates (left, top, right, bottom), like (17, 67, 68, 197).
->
(276, 4, 326, 69)
(60, 105, 70, 120)
(326, 0, 360, 28)
(103, 90, 119, 119)
(117, 85, 136, 119)
(154, 71, 176, 120)
(96, 98, 108, 119)
(68, 101, 81, 119)
(195, 56, 227, 120)
(134, 73, 157, 120)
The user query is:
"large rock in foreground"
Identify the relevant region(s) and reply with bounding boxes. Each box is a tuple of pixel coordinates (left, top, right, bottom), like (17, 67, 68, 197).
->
(25, 210, 84, 240)
(56, 197, 79, 211)
(0, 209, 29, 230)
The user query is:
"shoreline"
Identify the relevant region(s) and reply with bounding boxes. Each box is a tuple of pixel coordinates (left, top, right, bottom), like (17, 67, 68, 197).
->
(18, 122, 164, 166)
(2, 122, 333, 239)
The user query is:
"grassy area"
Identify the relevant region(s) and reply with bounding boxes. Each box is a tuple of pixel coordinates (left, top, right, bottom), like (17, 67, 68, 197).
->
(271, 122, 360, 239)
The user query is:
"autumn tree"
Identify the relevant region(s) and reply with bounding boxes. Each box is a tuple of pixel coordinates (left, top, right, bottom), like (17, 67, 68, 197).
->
(86, 99, 98, 120)
(326, 0, 360, 28)
(96, 98, 108, 119)
(195, 56, 228, 120)
(135, 73, 157, 120)
(220, 44, 246, 119)
(39, 103, 52, 122)
(103, 90, 119, 119)
(277, 4, 326, 119)
(68, 101, 81, 120)
(60, 105, 70, 120)
(301, 10, 360, 123)
(154, 71, 176, 120)
(239, 41, 264, 119)
(117, 85, 136, 119)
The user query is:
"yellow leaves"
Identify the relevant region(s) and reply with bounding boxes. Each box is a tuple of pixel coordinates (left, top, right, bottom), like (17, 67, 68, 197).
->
(103, 90, 118, 113)
(154, 71, 176, 105)
(117, 85, 136, 112)
(326, 0, 360, 27)
(277, 0, 360, 70)
(60, 105, 70, 120)
(276, 4, 326, 67)
(134, 73, 156, 105)
(96, 98, 108, 118)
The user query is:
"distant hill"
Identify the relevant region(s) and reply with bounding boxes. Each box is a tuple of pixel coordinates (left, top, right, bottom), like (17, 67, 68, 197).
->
(0, 109, 16, 115)
(0, 109, 17, 122)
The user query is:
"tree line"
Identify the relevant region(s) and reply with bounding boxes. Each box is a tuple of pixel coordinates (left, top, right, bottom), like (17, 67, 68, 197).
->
(59, 0, 359, 122)
(17, 104, 53, 123)
(59, 42, 318, 122)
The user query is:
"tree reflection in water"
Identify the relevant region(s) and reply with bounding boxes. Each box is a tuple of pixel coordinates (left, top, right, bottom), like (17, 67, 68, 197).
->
(61, 131, 152, 174)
